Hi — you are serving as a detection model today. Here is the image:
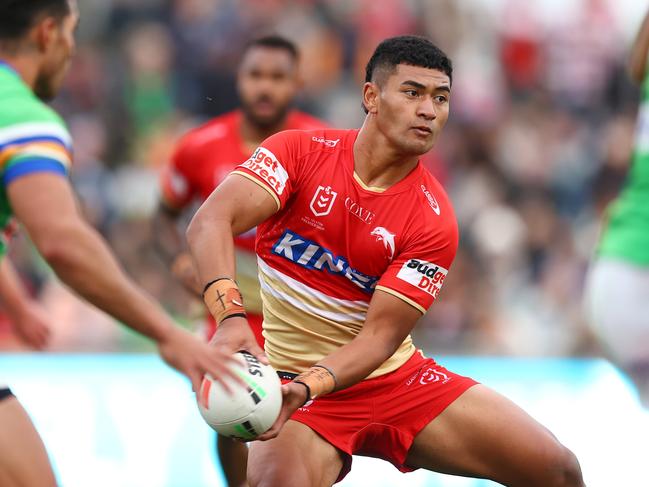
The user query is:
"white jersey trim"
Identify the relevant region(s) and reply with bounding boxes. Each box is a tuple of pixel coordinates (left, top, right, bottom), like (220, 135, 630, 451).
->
(0, 122, 72, 148)
(257, 257, 368, 323)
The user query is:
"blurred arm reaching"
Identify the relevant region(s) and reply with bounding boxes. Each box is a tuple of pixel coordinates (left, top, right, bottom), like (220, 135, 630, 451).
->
(186, 174, 276, 362)
(152, 202, 202, 296)
(7, 172, 239, 392)
(0, 257, 50, 350)
(629, 9, 649, 84)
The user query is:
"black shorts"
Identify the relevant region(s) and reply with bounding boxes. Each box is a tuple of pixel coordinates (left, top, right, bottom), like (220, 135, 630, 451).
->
(0, 387, 14, 402)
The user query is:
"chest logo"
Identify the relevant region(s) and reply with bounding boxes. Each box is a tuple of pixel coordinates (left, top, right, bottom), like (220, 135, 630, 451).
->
(370, 226, 396, 260)
(345, 197, 375, 224)
(310, 185, 338, 217)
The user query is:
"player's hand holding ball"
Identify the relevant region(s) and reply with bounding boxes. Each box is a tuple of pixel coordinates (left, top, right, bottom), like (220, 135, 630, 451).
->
(209, 315, 268, 365)
(255, 381, 308, 441)
(157, 325, 242, 393)
(197, 350, 282, 440)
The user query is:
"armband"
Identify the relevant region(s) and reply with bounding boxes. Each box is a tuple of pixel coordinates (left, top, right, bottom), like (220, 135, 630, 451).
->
(293, 365, 337, 403)
(203, 277, 246, 324)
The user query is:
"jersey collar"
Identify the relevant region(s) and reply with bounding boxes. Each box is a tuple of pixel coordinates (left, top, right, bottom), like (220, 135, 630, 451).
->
(0, 61, 19, 78)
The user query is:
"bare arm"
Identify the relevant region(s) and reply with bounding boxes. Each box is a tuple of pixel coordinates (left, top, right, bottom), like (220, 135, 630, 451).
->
(186, 174, 277, 286)
(257, 283, 423, 441)
(9, 174, 174, 341)
(0, 257, 50, 349)
(7, 173, 240, 391)
(152, 202, 202, 296)
(318, 290, 422, 389)
(186, 174, 277, 360)
(151, 202, 185, 266)
(629, 9, 649, 84)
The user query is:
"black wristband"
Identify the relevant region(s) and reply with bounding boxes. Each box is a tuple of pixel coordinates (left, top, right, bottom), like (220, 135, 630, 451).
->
(292, 380, 311, 406)
(202, 277, 237, 295)
(219, 312, 247, 323)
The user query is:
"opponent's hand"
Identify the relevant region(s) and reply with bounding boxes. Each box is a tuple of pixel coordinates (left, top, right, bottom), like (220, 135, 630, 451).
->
(256, 381, 308, 441)
(157, 326, 243, 393)
(209, 316, 268, 365)
(170, 252, 202, 297)
(10, 301, 51, 350)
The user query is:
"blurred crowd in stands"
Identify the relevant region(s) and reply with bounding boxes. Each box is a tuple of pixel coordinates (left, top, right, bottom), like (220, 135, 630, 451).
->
(0, 0, 642, 356)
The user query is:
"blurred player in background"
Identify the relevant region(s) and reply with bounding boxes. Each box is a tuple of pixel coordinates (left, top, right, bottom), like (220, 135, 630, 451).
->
(153, 35, 326, 487)
(586, 8, 649, 407)
(188, 36, 584, 487)
(0, 1, 240, 485)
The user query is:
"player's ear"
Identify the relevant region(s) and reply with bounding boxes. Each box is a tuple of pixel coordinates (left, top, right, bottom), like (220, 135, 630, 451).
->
(33, 16, 59, 54)
(362, 82, 379, 115)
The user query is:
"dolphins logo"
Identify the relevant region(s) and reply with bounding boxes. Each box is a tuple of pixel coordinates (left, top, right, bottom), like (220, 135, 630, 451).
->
(371, 227, 396, 260)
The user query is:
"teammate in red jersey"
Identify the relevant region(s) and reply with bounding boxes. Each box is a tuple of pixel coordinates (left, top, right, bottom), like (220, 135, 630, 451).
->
(187, 36, 585, 486)
(153, 35, 326, 487)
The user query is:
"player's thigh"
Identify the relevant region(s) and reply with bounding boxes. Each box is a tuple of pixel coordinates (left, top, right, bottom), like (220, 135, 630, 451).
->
(248, 420, 344, 487)
(0, 395, 57, 487)
(585, 259, 649, 363)
(405, 384, 583, 486)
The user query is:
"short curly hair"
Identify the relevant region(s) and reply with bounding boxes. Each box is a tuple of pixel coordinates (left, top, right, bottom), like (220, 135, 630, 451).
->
(0, 0, 70, 42)
(365, 35, 452, 86)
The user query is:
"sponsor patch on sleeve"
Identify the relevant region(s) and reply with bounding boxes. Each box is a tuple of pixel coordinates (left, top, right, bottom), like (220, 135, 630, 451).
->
(396, 259, 448, 300)
(240, 147, 289, 195)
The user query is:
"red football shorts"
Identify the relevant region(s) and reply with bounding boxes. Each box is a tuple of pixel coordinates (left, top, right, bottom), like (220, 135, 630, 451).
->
(280, 351, 478, 482)
(205, 313, 265, 348)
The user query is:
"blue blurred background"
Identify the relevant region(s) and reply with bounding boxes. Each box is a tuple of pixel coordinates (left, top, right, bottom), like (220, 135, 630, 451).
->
(2, 0, 649, 485)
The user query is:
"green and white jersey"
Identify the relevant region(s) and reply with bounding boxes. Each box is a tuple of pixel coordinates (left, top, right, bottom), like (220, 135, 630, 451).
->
(0, 61, 72, 257)
(598, 72, 649, 265)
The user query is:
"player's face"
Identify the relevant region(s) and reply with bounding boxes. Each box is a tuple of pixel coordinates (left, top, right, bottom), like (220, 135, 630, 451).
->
(372, 64, 451, 156)
(34, 0, 79, 101)
(237, 47, 299, 128)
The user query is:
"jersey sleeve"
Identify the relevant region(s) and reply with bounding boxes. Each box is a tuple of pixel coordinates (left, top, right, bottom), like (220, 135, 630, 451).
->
(159, 137, 197, 210)
(0, 121, 72, 187)
(375, 226, 458, 314)
(231, 131, 300, 211)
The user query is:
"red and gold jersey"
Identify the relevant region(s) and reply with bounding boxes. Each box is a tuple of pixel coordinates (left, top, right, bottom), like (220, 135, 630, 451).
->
(159, 110, 326, 314)
(160, 109, 327, 251)
(233, 129, 459, 378)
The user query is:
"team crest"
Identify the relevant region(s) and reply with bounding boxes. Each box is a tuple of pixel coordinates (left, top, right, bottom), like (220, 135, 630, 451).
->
(310, 185, 338, 217)
(371, 226, 396, 260)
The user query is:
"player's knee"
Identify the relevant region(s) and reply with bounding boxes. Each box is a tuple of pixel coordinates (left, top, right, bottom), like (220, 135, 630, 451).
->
(248, 462, 311, 487)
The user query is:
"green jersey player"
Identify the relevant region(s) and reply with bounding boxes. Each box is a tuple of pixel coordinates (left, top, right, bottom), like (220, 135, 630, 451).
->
(0, 2, 241, 486)
(586, 8, 649, 406)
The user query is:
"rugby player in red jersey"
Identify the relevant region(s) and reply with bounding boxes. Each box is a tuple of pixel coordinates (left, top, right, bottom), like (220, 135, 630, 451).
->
(153, 35, 326, 486)
(187, 36, 585, 487)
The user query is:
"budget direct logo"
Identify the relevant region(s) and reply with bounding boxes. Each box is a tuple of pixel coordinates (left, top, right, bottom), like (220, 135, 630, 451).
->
(396, 259, 448, 300)
(241, 147, 289, 195)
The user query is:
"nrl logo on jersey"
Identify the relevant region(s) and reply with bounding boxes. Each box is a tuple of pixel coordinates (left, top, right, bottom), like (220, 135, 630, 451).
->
(310, 185, 337, 217)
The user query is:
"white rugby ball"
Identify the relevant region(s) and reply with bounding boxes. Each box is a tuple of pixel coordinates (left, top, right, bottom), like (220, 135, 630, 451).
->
(197, 351, 282, 440)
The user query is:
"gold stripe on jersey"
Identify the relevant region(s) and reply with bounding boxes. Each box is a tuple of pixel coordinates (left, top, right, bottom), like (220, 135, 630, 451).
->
(231, 171, 281, 210)
(235, 249, 262, 314)
(375, 285, 427, 314)
(353, 171, 387, 193)
(258, 258, 415, 378)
